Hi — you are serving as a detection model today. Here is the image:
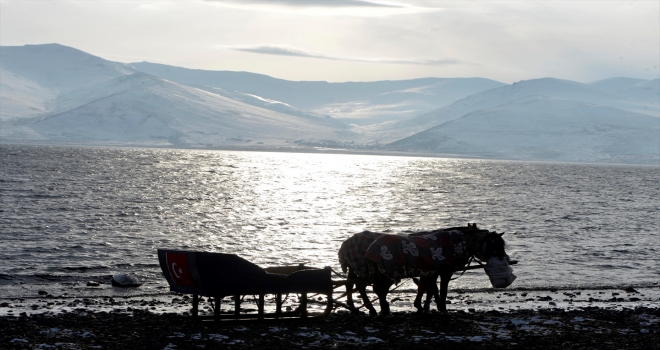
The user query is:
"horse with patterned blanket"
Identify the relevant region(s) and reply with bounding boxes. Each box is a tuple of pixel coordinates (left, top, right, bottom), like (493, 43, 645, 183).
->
(337, 230, 385, 315)
(338, 224, 515, 317)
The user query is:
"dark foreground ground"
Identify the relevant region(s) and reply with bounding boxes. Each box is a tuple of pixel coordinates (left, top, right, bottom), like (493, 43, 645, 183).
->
(1, 307, 658, 350)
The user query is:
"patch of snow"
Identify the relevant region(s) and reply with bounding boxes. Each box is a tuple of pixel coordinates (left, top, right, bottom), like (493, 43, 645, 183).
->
(10, 338, 29, 343)
(467, 335, 489, 342)
(445, 336, 466, 342)
(296, 331, 332, 340)
(207, 334, 229, 342)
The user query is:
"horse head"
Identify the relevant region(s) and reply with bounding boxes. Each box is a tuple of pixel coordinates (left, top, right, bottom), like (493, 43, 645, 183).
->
(475, 231, 508, 261)
(478, 231, 516, 288)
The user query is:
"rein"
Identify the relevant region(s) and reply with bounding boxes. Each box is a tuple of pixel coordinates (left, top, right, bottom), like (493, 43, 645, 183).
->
(450, 232, 488, 281)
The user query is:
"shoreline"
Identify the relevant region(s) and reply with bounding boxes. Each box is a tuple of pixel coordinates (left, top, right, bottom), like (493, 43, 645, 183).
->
(1, 285, 658, 318)
(2, 141, 658, 167)
(2, 305, 658, 349)
(1, 286, 658, 349)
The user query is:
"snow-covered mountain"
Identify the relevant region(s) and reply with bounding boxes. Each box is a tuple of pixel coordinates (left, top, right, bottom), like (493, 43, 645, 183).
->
(0, 44, 355, 146)
(388, 97, 659, 164)
(588, 77, 660, 112)
(31, 73, 358, 145)
(130, 62, 505, 125)
(366, 77, 660, 144)
(0, 44, 136, 121)
(1, 43, 658, 164)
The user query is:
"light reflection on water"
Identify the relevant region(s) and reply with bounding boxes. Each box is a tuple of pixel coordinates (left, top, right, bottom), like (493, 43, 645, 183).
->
(1, 145, 658, 295)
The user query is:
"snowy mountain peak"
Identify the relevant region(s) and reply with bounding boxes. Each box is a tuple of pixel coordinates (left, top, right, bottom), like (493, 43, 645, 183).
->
(0, 44, 135, 92)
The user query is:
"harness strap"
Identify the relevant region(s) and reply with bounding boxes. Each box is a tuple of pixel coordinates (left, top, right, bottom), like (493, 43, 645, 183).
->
(450, 256, 474, 280)
(450, 231, 487, 281)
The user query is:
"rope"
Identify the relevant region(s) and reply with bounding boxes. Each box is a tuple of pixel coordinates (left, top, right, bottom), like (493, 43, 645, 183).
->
(331, 268, 347, 279)
(450, 256, 476, 280)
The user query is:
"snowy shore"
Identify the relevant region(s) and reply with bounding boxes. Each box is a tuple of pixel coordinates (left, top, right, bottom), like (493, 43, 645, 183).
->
(1, 286, 658, 349)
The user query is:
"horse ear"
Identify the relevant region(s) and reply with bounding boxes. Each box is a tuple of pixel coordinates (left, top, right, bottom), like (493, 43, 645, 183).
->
(498, 232, 505, 237)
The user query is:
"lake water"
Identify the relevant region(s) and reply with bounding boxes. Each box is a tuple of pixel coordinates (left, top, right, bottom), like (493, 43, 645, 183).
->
(1, 144, 658, 300)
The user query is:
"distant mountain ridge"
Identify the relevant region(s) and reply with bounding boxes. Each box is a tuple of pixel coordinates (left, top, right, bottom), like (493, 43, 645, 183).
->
(389, 97, 659, 163)
(1, 43, 658, 164)
(129, 61, 506, 125)
(0, 44, 355, 146)
(30, 72, 354, 145)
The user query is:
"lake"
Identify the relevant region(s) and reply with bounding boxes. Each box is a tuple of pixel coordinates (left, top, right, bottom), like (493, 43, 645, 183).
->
(1, 144, 658, 299)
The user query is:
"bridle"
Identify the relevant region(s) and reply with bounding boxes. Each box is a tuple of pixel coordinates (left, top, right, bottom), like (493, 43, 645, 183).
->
(451, 231, 506, 280)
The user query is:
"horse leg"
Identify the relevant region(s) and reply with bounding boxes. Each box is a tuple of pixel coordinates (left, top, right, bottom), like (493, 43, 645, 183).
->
(412, 278, 424, 313)
(413, 277, 434, 314)
(357, 282, 378, 316)
(346, 269, 377, 315)
(436, 270, 453, 315)
(373, 275, 393, 317)
(422, 276, 437, 314)
(345, 269, 357, 313)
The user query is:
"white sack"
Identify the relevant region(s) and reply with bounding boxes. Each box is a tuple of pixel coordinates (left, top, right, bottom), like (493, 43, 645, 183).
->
(484, 257, 516, 288)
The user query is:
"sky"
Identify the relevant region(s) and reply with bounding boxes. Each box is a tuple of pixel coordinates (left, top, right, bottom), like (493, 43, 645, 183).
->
(1, 0, 658, 83)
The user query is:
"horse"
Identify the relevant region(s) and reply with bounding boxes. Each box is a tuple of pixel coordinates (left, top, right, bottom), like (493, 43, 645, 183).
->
(337, 230, 384, 315)
(408, 227, 514, 315)
(337, 225, 480, 315)
(338, 224, 514, 317)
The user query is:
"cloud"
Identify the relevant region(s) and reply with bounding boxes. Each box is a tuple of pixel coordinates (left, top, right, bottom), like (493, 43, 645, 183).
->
(206, 0, 405, 8)
(224, 45, 464, 66)
(203, 0, 429, 16)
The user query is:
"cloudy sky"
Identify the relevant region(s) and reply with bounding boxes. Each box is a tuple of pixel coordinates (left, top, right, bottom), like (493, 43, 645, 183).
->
(1, 0, 658, 83)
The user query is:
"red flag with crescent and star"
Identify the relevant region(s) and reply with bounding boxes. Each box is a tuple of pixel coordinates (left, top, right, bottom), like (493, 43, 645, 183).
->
(166, 252, 193, 286)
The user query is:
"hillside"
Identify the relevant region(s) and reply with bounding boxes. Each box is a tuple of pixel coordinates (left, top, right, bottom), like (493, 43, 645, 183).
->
(388, 97, 660, 164)
(0, 44, 355, 146)
(24, 73, 355, 146)
(365, 77, 660, 144)
(588, 77, 660, 114)
(0, 44, 136, 121)
(130, 62, 505, 125)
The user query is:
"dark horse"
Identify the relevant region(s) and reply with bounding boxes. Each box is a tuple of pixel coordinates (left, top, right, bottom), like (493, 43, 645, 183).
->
(338, 224, 511, 316)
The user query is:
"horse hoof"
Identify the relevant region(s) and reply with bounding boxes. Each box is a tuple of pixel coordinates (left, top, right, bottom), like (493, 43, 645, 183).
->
(369, 310, 378, 317)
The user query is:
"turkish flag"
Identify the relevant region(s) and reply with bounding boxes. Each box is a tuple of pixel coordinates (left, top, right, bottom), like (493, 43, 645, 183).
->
(166, 252, 193, 286)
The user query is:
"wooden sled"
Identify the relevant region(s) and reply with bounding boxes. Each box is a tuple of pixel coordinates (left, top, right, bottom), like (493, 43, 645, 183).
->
(157, 249, 333, 320)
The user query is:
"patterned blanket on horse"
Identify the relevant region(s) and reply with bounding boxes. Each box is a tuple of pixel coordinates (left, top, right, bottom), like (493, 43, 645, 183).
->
(338, 231, 385, 277)
(364, 230, 467, 282)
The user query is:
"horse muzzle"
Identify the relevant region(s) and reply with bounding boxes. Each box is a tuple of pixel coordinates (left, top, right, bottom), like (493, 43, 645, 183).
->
(484, 257, 517, 288)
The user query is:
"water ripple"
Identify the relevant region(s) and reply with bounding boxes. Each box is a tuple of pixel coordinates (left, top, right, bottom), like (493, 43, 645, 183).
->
(1, 145, 658, 292)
